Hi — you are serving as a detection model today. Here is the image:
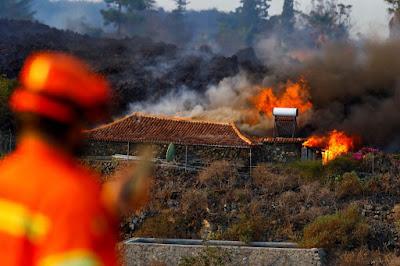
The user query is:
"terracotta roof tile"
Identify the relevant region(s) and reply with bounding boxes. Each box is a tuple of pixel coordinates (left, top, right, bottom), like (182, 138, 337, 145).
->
(85, 113, 254, 147)
(261, 137, 306, 144)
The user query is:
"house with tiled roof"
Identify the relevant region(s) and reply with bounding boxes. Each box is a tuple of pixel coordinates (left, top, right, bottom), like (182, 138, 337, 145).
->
(84, 113, 305, 170)
(86, 113, 254, 148)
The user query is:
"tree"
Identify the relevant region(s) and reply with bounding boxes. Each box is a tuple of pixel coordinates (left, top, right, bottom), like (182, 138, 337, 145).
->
(173, 0, 189, 16)
(237, 0, 271, 23)
(385, 0, 400, 14)
(235, 0, 271, 44)
(170, 0, 190, 43)
(306, 0, 352, 45)
(0, 0, 35, 20)
(281, 0, 295, 33)
(385, 0, 400, 38)
(101, 0, 155, 35)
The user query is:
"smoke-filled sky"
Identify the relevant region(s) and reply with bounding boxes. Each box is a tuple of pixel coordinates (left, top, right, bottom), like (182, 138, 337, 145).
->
(85, 0, 390, 37)
(155, 0, 390, 38)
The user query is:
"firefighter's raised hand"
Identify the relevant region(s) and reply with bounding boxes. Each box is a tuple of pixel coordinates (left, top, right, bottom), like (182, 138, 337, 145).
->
(102, 151, 154, 215)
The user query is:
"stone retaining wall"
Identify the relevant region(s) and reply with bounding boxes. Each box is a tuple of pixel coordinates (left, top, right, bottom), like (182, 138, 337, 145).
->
(83, 140, 303, 168)
(120, 242, 325, 266)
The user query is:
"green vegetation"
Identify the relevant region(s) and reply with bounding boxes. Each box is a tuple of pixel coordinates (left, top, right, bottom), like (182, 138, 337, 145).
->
(307, 0, 352, 41)
(385, 0, 400, 13)
(0, 75, 17, 132)
(335, 172, 363, 200)
(100, 151, 400, 264)
(288, 156, 361, 183)
(300, 204, 369, 250)
(289, 160, 325, 182)
(219, 215, 267, 244)
(173, 0, 189, 15)
(101, 0, 155, 34)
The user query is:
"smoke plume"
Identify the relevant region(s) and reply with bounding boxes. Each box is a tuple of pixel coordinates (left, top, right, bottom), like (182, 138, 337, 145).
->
(302, 40, 400, 148)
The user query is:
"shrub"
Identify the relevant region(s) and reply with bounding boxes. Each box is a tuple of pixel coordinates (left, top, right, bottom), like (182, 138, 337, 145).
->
(393, 204, 400, 233)
(229, 188, 252, 203)
(300, 204, 369, 250)
(251, 164, 298, 194)
(336, 248, 388, 266)
(179, 247, 232, 266)
(134, 211, 179, 239)
(335, 172, 363, 200)
(326, 155, 360, 176)
(300, 182, 335, 207)
(363, 176, 381, 195)
(387, 254, 400, 266)
(179, 190, 208, 236)
(221, 214, 267, 243)
(198, 161, 239, 189)
(289, 160, 325, 182)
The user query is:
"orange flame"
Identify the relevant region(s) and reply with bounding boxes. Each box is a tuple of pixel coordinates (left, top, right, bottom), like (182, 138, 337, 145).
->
(252, 79, 312, 117)
(303, 130, 356, 164)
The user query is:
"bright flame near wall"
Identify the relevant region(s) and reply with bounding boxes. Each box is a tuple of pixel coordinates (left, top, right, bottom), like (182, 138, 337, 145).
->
(251, 78, 313, 118)
(303, 130, 357, 164)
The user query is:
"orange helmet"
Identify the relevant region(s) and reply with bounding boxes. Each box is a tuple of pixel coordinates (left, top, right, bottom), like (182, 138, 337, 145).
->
(10, 51, 111, 124)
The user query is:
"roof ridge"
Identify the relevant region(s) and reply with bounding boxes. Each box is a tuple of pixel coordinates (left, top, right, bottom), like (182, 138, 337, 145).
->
(231, 123, 253, 145)
(131, 112, 232, 126)
(86, 112, 233, 133)
(84, 113, 134, 133)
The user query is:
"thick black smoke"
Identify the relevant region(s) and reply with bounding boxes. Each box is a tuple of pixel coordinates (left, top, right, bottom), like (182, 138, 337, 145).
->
(302, 41, 400, 149)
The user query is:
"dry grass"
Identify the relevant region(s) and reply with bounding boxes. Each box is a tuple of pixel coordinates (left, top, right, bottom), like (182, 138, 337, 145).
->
(301, 204, 369, 250)
(336, 247, 389, 266)
(335, 172, 363, 200)
(388, 254, 400, 266)
(289, 160, 325, 182)
(198, 160, 239, 189)
(134, 211, 179, 238)
(251, 164, 298, 194)
(393, 204, 400, 221)
(392, 204, 400, 233)
(221, 214, 267, 243)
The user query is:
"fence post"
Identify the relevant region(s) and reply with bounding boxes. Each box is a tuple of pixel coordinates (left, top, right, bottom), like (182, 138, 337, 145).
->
(249, 148, 252, 177)
(127, 142, 130, 160)
(185, 145, 188, 172)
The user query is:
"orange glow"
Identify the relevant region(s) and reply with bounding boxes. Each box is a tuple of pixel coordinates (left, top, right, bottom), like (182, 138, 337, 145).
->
(303, 130, 356, 164)
(252, 79, 312, 117)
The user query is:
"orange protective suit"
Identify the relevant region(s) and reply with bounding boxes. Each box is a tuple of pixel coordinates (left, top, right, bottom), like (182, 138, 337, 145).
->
(0, 136, 118, 266)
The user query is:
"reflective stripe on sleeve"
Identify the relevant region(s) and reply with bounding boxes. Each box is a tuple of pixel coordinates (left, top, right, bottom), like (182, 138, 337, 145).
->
(0, 198, 50, 242)
(38, 250, 103, 266)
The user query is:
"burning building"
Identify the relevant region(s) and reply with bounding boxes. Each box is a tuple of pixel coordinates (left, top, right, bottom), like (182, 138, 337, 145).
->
(84, 77, 359, 167)
(84, 113, 306, 171)
(302, 130, 358, 164)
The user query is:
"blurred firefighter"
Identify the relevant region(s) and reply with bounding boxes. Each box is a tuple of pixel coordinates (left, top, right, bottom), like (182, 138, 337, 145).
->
(0, 52, 151, 266)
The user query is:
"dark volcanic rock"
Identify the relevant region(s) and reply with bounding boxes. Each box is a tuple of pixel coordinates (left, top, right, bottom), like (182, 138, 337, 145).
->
(0, 19, 266, 115)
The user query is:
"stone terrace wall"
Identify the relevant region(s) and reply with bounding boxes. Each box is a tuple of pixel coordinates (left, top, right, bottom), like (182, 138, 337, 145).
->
(253, 143, 303, 165)
(120, 242, 325, 266)
(84, 140, 251, 169)
(83, 141, 302, 170)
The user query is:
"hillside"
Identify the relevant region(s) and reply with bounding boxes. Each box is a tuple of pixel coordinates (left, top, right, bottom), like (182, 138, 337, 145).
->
(87, 152, 400, 265)
(0, 19, 266, 115)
